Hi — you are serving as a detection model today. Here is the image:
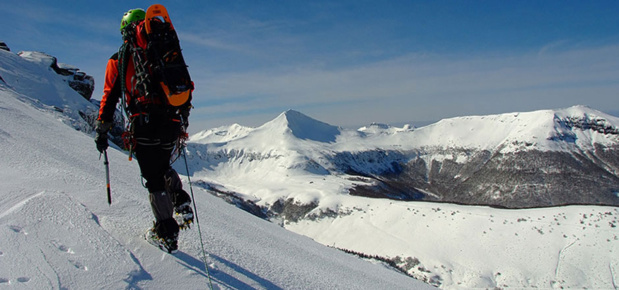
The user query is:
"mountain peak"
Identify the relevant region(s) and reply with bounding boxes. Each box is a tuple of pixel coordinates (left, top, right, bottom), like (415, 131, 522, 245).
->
(189, 123, 253, 144)
(262, 110, 340, 143)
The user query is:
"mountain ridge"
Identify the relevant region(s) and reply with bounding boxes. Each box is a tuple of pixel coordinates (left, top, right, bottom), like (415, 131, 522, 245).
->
(191, 105, 619, 153)
(187, 105, 619, 209)
(260, 109, 342, 143)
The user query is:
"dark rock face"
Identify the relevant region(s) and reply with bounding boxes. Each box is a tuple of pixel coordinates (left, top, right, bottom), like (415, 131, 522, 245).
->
(347, 145, 619, 208)
(65, 71, 95, 101)
(0, 42, 9, 83)
(0, 41, 9, 51)
(449, 147, 618, 207)
(558, 115, 619, 136)
(54, 61, 95, 101)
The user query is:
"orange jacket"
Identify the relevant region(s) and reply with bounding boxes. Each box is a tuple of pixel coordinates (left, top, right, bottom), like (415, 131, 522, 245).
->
(97, 52, 137, 123)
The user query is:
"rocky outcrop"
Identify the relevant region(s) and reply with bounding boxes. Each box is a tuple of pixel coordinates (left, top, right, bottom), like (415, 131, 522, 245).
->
(0, 41, 9, 51)
(55, 63, 95, 101)
(17, 51, 95, 100)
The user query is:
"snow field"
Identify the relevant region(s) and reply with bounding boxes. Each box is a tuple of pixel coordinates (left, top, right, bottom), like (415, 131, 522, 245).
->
(285, 199, 618, 288)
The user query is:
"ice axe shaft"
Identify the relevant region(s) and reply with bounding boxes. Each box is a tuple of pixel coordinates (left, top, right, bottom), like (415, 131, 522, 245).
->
(103, 150, 112, 205)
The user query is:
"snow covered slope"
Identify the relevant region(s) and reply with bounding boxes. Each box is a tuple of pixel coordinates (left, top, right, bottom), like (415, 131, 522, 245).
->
(190, 105, 619, 152)
(0, 49, 99, 133)
(286, 197, 618, 288)
(0, 50, 431, 289)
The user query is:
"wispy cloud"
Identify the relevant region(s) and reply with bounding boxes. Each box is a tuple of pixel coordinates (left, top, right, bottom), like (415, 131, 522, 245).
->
(189, 43, 619, 131)
(181, 33, 251, 54)
(3, 1, 618, 133)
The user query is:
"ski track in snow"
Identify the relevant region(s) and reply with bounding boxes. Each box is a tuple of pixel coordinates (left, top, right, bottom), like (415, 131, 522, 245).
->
(0, 190, 46, 220)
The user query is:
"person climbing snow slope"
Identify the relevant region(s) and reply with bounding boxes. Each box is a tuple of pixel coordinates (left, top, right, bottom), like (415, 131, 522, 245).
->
(94, 7, 195, 253)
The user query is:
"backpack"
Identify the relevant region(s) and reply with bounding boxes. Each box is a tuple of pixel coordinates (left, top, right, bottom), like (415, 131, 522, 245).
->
(118, 5, 193, 110)
(117, 5, 192, 161)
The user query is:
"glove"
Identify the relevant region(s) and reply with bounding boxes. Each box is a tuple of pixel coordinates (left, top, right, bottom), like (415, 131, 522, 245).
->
(95, 120, 112, 153)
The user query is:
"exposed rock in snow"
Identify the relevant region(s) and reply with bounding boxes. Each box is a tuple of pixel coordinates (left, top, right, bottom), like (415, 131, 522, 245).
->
(0, 41, 9, 52)
(17, 51, 94, 100)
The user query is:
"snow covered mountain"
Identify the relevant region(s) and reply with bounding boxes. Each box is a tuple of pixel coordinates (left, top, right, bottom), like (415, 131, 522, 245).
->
(188, 106, 619, 209)
(184, 108, 618, 288)
(185, 108, 618, 288)
(2, 46, 618, 289)
(0, 47, 431, 288)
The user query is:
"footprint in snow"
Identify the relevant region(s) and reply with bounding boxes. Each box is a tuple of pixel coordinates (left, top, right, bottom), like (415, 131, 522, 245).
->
(17, 277, 30, 283)
(9, 225, 27, 235)
(51, 240, 74, 254)
(57, 244, 73, 254)
(0, 277, 32, 283)
(70, 259, 88, 271)
(51, 240, 85, 270)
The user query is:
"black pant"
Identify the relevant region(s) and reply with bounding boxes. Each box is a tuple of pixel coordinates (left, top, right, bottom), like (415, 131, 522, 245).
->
(133, 114, 180, 192)
(133, 114, 187, 239)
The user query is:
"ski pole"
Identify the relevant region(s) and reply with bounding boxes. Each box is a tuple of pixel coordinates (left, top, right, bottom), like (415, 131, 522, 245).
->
(103, 150, 112, 205)
(181, 147, 213, 289)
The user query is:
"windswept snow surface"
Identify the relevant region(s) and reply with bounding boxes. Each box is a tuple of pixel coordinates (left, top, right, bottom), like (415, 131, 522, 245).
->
(0, 51, 431, 289)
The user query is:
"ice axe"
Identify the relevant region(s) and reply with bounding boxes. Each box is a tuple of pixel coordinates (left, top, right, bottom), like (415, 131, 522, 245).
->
(102, 150, 112, 205)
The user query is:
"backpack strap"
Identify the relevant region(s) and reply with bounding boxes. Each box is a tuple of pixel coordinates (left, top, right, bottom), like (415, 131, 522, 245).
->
(116, 42, 131, 119)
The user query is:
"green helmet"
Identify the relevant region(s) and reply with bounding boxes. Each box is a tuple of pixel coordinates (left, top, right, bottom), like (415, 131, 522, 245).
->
(120, 8, 145, 31)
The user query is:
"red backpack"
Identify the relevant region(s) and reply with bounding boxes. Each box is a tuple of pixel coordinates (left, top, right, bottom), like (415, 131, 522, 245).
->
(119, 5, 193, 108)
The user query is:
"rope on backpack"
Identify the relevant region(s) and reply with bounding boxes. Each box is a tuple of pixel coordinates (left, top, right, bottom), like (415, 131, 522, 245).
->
(118, 24, 152, 161)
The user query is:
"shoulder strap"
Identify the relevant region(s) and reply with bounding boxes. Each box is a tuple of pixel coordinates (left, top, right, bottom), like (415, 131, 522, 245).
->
(117, 42, 131, 96)
(117, 41, 132, 118)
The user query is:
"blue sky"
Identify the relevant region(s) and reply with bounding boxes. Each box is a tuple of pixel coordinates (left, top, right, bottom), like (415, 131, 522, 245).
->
(2, 1, 619, 133)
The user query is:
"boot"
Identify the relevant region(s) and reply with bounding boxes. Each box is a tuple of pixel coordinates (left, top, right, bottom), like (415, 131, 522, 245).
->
(174, 201, 194, 229)
(146, 223, 178, 253)
(164, 168, 194, 229)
